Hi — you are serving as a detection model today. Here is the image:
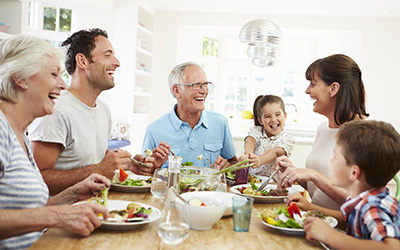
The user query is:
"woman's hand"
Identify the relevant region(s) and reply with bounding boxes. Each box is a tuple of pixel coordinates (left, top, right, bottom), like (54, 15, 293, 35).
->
(52, 202, 108, 237)
(273, 155, 294, 171)
(68, 174, 110, 203)
(277, 167, 317, 189)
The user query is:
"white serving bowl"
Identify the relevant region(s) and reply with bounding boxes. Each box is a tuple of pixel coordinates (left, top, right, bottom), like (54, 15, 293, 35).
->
(185, 191, 238, 216)
(176, 192, 226, 230)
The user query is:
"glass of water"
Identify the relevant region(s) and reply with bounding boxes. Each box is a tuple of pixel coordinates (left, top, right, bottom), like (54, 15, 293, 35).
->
(232, 196, 254, 232)
(151, 168, 168, 199)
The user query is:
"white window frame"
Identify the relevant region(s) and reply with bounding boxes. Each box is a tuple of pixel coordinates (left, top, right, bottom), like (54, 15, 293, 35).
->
(28, 0, 76, 47)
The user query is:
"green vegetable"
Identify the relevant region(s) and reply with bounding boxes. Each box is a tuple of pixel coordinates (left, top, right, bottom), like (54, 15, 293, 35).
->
(285, 218, 302, 229)
(274, 206, 304, 229)
(135, 206, 152, 215)
(250, 182, 258, 190)
(181, 161, 194, 166)
(274, 206, 290, 218)
(213, 159, 254, 175)
(180, 177, 203, 187)
(120, 179, 146, 186)
(226, 171, 235, 180)
(96, 186, 108, 208)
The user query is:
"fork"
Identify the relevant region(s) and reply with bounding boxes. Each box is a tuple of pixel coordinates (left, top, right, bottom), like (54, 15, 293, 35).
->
(257, 166, 282, 191)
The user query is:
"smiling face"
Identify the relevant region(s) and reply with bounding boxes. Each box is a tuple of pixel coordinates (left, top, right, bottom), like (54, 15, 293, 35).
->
(257, 102, 287, 137)
(26, 55, 66, 117)
(86, 35, 120, 91)
(175, 65, 208, 114)
(305, 72, 336, 117)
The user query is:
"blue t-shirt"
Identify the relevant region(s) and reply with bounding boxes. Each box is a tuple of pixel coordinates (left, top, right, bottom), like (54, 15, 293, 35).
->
(142, 105, 236, 167)
(0, 111, 49, 249)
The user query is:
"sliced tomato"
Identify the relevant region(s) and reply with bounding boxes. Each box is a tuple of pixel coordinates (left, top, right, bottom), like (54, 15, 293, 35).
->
(119, 168, 129, 183)
(287, 203, 301, 219)
(127, 210, 135, 219)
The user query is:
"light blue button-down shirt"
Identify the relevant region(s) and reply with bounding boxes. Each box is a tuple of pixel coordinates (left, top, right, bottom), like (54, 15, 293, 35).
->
(142, 105, 236, 168)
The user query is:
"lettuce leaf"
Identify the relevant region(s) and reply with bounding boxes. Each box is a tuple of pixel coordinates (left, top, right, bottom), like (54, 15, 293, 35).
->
(95, 186, 108, 208)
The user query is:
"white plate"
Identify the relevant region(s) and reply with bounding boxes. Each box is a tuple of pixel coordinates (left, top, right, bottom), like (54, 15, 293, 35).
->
(111, 171, 151, 193)
(260, 212, 338, 235)
(230, 183, 303, 203)
(226, 175, 265, 185)
(100, 200, 161, 230)
(181, 191, 240, 217)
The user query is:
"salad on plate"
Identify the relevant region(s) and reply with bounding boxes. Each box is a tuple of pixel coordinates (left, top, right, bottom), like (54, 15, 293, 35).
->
(236, 182, 288, 197)
(258, 203, 337, 234)
(112, 168, 152, 187)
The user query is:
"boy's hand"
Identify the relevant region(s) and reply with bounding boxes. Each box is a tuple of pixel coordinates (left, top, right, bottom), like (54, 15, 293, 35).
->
(286, 193, 313, 211)
(303, 216, 332, 242)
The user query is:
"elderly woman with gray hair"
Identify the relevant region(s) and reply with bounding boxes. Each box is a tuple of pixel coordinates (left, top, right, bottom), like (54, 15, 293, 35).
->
(0, 35, 109, 249)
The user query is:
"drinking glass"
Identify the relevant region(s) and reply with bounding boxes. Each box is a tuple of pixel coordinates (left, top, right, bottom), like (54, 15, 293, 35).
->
(235, 167, 249, 185)
(232, 196, 254, 232)
(151, 168, 168, 199)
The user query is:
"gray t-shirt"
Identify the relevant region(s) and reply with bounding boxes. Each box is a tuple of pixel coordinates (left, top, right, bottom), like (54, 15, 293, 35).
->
(28, 90, 112, 170)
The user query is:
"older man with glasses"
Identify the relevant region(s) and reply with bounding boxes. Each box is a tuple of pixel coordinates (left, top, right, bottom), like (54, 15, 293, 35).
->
(142, 62, 238, 169)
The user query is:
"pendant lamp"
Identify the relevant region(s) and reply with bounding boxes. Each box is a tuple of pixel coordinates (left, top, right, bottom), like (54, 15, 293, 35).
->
(239, 19, 282, 67)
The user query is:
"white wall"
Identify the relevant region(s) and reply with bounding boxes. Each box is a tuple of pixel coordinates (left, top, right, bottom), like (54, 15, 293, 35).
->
(143, 11, 400, 166)
(152, 12, 400, 133)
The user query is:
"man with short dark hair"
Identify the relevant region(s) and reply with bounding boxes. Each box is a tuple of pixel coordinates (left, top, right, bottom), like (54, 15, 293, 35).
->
(29, 28, 152, 195)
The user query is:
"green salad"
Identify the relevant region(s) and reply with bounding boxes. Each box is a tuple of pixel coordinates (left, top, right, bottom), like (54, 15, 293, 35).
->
(116, 178, 151, 186)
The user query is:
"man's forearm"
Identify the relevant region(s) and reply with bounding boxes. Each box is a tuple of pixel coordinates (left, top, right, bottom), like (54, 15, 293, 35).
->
(42, 165, 100, 195)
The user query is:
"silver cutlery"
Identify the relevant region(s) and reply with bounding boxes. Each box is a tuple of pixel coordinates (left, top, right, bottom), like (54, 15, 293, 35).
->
(257, 166, 282, 191)
(170, 187, 190, 205)
(104, 217, 147, 223)
(319, 242, 331, 250)
(131, 157, 151, 168)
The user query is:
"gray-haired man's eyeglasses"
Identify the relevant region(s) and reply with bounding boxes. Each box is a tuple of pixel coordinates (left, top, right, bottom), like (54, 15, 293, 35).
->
(176, 82, 212, 91)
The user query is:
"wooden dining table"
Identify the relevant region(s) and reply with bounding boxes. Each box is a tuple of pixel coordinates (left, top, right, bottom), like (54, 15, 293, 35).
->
(29, 188, 327, 250)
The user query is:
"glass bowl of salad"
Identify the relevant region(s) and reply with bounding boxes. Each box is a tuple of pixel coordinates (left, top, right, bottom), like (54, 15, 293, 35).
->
(180, 166, 226, 193)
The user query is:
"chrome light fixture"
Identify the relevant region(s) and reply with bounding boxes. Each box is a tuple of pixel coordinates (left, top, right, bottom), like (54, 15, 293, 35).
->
(239, 19, 282, 67)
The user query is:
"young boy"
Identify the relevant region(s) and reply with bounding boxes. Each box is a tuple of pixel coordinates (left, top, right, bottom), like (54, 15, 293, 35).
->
(303, 120, 400, 250)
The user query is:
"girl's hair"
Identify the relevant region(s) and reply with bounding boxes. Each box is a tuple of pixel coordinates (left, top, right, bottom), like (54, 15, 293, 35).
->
(253, 95, 286, 126)
(0, 35, 64, 102)
(62, 28, 108, 75)
(168, 61, 202, 98)
(305, 54, 369, 126)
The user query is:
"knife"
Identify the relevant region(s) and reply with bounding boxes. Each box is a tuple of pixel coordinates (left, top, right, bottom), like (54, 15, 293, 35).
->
(131, 157, 151, 168)
(104, 217, 147, 223)
(257, 167, 282, 191)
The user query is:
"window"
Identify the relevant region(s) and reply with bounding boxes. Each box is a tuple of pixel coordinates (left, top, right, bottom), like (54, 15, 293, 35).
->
(177, 26, 362, 134)
(29, 0, 75, 84)
(43, 6, 72, 32)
